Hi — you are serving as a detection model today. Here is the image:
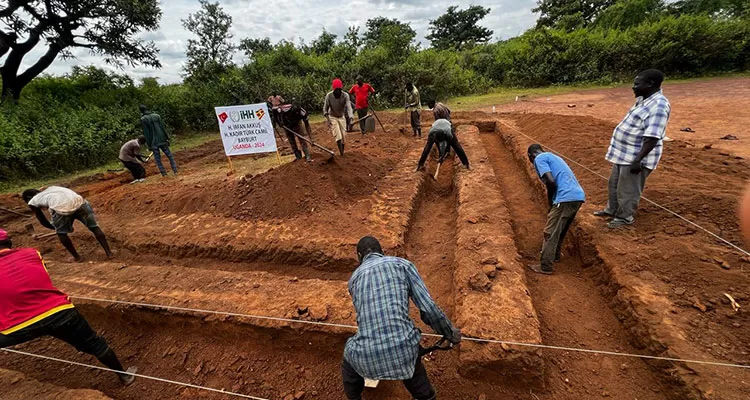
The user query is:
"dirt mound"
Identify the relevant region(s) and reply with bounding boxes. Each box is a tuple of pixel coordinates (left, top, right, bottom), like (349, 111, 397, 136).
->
(232, 150, 397, 220)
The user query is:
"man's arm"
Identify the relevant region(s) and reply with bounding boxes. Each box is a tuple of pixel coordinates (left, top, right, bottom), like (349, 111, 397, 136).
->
(158, 116, 169, 142)
(30, 206, 55, 230)
(630, 137, 658, 174)
(323, 94, 330, 116)
(345, 93, 354, 120)
(541, 172, 557, 208)
(632, 104, 670, 173)
(405, 261, 460, 342)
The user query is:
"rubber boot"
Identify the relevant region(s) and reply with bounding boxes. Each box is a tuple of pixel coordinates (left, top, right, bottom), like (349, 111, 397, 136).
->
(97, 348, 137, 386)
(337, 140, 345, 156)
(303, 148, 312, 162)
(293, 150, 302, 161)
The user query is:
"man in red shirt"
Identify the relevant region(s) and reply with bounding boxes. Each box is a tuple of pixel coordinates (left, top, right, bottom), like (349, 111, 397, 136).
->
(349, 76, 375, 135)
(0, 229, 136, 386)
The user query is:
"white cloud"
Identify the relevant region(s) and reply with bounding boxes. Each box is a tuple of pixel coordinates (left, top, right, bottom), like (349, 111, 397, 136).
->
(6, 0, 539, 84)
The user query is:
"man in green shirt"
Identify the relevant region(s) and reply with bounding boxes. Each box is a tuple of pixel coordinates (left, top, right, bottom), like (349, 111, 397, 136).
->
(405, 82, 422, 138)
(139, 105, 178, 177)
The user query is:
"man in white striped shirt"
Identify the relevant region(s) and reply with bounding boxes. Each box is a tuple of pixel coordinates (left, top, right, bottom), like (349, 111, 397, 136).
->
(594, 69, 671, 228)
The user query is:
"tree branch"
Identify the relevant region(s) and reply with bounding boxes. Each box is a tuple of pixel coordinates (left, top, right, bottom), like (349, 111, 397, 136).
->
(16, 41, 62, 87)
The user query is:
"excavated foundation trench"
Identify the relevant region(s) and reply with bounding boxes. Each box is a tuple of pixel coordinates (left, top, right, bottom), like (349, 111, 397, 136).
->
(0, 118, 713, 399)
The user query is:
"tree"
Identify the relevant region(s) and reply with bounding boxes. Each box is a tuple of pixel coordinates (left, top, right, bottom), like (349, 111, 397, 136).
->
(0, 0, 161, 101)
(344, 26, 361, 50)
(667, 0, 748, 18)
(239, 37, 272, 59)
(595, 0, 665, 29)
(182, 0, 235, 79)
(533, 0, 618, 30)
(309, 29, 337, 55)
(363, 17, 416, 49)
(426, 6, 494, 50)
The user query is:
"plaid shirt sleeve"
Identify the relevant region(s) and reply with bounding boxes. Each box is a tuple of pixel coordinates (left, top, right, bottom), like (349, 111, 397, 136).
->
(643, 99, 670, 139)
(404, 261, 455, 339)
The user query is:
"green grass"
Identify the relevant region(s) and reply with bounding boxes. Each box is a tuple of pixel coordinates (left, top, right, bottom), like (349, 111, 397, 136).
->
(0, 131, 218, 194)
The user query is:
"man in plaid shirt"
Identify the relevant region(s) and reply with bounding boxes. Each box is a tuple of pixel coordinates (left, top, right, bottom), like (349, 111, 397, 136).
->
(342, 236, 461, 400)
(595, 69, 671, 228)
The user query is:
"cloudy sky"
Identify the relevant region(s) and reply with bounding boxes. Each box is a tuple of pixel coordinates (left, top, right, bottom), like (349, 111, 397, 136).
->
(12, 0, 540, 84)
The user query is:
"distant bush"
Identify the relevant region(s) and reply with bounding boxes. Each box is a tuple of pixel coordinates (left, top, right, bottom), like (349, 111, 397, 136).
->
(481, 15, 750, 86)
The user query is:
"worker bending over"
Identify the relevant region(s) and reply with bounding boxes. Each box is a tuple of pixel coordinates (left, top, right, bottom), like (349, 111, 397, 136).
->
(280, 101, 313, 162)
(527, 144, 586, 275)
(0, 229, 136, 385)
(343, 236, 461, 400)
(416, 119, 470, 172)
(22, 186, 112, 262)
(324, 78, 354, 156)
(119, 135, 148, 184)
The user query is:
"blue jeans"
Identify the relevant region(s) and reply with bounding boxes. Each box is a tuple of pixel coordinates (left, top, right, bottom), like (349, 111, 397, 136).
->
(152, 144, 178, 176)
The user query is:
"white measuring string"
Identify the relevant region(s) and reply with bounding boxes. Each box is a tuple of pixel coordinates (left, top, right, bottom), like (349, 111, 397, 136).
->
(0, 348, 269, 400)
(70, 295, 750, 370)
(495, 119, 750, 257)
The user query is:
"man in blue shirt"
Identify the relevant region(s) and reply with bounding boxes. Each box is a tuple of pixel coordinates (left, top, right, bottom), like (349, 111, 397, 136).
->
(527, 144, 586, 275)
(342, 236, 461, 400)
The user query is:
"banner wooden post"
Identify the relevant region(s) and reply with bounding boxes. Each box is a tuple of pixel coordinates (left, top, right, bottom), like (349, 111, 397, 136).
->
(276, 150, 282, 165)
(227, 156, 235, 173)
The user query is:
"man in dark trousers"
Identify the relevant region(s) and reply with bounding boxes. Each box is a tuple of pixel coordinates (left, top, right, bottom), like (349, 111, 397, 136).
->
(342, 236, 461, 400)
(349, 76, 375, 135)
(405, 82, 422, 137)
(416, 119, 470, 172)
(0, 229, 136, 385)
(594, 69, 671, 228)
(527, 144, 586, 275)
(139, 104, 178, 177)
(119, 135, 148, 184)
(22, 186, 113, 262)
(280, 101, 313, 162)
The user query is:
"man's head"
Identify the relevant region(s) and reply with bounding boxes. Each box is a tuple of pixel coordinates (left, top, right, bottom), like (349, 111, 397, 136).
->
(22, 189, 40, 204)
(406, 82, 413, 92)
(0, 229, 11, 250)
(139, 104, 148, 114)
(137, 135, 146, 145)
(356, 75, 363, 86)
(633, 69, 664, 98)
(290, 99, 302, 113)
(356, 236, 383, 263)
(332, 78, 343, 97)
(527, 144, 544, 163)
(427, 99, 436, 109)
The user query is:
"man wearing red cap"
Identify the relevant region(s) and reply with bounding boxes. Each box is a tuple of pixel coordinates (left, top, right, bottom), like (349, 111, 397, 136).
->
(0, 229, 137, 386)
(324, 78, 354, 156)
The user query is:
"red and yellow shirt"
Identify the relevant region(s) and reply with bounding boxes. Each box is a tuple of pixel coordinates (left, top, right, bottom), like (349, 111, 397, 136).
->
(0, 248, 73, 335)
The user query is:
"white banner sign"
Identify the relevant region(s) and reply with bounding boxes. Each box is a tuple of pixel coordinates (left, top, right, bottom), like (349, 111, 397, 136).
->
(215, 103, 277, 156)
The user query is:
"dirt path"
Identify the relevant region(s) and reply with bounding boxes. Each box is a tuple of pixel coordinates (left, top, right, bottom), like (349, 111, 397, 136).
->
(404, 158, 457, 318)
(480, 131, 671, 399)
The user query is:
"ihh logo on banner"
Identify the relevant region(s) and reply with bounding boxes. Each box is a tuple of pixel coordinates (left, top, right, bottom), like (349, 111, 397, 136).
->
(230, 111, 240, 123)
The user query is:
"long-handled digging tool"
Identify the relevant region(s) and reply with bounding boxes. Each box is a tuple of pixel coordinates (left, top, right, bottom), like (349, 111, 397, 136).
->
(144, 152, 154, 162)
(368, 102, 388, 133)
(280, 125, 335, 158)
(0, 207, 30, 218)
(433, 162, 442, 181)
(34, 232, 58, 240)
